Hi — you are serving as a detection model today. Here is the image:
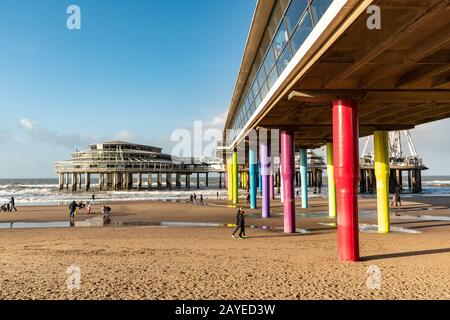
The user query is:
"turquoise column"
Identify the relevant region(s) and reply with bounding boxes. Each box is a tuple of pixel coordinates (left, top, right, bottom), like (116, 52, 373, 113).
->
(249, 147, 257, 209)
(300, 149, 309, 209)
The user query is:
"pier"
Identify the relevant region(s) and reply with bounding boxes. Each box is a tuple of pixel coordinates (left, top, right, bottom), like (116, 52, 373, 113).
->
(221, 0, 450, 262)
(55, 141, 225, 192)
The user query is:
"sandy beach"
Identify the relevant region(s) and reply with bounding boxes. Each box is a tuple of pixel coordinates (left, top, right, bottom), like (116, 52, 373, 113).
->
(0, 196, 449, 300)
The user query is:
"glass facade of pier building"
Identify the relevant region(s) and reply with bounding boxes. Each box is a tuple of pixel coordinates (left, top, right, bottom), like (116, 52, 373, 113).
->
(230, 0, 333, 132)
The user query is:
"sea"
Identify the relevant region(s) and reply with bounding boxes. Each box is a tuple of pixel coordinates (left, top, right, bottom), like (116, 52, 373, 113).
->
(0, 176, 449, 206)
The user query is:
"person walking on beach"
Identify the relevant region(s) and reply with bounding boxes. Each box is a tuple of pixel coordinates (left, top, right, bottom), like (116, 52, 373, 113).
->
(69, 201, 78, 219)
(246, 193, 250, 205)
(200, 195, 204, 205)
(102, 206, 112, 224)
(194, 193, 197, 205)
(391, 191, 402, 207)
(216, 192, 219, 200)
(232, 207, 246, 239)
(10, 197, 17, 212)
(91, 194, 95, 202)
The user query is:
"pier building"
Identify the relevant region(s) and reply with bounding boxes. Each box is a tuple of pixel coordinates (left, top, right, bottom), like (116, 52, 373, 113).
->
(55, 141, 226, 192)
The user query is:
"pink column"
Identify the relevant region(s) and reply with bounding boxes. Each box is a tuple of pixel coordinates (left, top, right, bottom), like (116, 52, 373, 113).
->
(281, 130, 296, 233)
(333, 99, 360, 262)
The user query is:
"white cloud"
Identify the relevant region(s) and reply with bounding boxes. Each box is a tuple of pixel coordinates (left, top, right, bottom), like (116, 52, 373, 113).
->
(205, 111, 227, 130)
(19, 118, 34, 130)
(115, 130, 139, 142)
(18, 118, 93, 149)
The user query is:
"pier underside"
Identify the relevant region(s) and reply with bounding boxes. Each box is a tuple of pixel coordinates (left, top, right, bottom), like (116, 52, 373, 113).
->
(254, 0, 450, 148)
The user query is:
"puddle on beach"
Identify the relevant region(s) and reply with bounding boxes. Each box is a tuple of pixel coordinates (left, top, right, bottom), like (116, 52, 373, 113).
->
(0, 216, 105, 229)
(0, 217, 309, 234)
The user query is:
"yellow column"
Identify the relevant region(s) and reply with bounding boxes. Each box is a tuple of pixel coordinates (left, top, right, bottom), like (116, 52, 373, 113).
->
(232, 151, 238, 205)
(227, 157, 233, 201)
(374, 131, 390, 233)
(327, 143, 337, 218)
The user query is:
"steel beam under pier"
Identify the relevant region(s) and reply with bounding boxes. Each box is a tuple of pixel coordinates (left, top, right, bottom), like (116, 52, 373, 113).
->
(186, 174, 191, 189)
(137, 173, 142, 191)
(85, 173, 91, 192)
(157, 173, 162, 189)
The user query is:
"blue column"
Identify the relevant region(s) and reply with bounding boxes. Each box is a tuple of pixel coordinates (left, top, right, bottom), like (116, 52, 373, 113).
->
(260, 141, 270, 218)
(249, 147, 258, 209)
(300, 149, 309, 209)
(258, 160, 262, 194)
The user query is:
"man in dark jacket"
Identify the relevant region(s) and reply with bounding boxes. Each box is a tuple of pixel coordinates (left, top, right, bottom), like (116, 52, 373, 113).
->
(10, 197, 17, 212)
(238, 210, 247, 239)
(232, 207, 246, 239)
(69, 201, 78, 219)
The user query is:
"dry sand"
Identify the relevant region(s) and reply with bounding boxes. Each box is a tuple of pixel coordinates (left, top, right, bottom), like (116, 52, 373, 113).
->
(0, 196, 449, 300)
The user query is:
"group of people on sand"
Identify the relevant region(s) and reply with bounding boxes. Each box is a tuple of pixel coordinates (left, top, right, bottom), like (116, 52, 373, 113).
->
(68, 198, 111, 224)
(1, 197, 17, 212)
(189, 193, 204, 205)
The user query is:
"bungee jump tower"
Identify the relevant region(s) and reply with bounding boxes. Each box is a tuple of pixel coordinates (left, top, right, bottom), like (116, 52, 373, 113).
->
(221, 0, 450, 262)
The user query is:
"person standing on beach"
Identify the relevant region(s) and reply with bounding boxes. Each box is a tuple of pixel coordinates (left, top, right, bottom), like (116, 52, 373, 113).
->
(10, 197, 17, 212)
(194, 193, 197, 205)
(69, 201, 78, 219)
(92, 194, 95, 202)
(200, 195, 204, 205)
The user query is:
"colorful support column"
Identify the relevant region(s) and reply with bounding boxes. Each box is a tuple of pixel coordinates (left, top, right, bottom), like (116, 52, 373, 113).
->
(227, 157, 233, 201)
(260, 140, 271, 218)
(327, 143, 337, 218)
(374, 131, 390, 234)
(333, 99, 360, 262)
(232, 150, 238, 205)
(249, 147, 258, 209)
(300, 149, 308, 209)
(281, 130, 295, 233)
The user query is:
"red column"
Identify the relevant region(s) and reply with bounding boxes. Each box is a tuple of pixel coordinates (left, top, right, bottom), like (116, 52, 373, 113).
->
(281, 130, 296, 233)
(333, 99, 360, 262)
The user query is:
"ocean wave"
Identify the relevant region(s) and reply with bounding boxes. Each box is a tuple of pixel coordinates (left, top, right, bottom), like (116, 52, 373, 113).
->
(422, 181, 450, 187)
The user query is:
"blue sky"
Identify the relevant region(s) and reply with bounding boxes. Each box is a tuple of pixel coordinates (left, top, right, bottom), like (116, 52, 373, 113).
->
(0, 0, 256, 177)
(0, 0, 449, 178)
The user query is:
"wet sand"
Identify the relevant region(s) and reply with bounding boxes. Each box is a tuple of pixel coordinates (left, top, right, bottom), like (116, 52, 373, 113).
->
(0, 196, 449, 300)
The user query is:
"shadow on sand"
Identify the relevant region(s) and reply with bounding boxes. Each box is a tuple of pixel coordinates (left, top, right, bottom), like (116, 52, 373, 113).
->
(362, 248, 450, 261)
